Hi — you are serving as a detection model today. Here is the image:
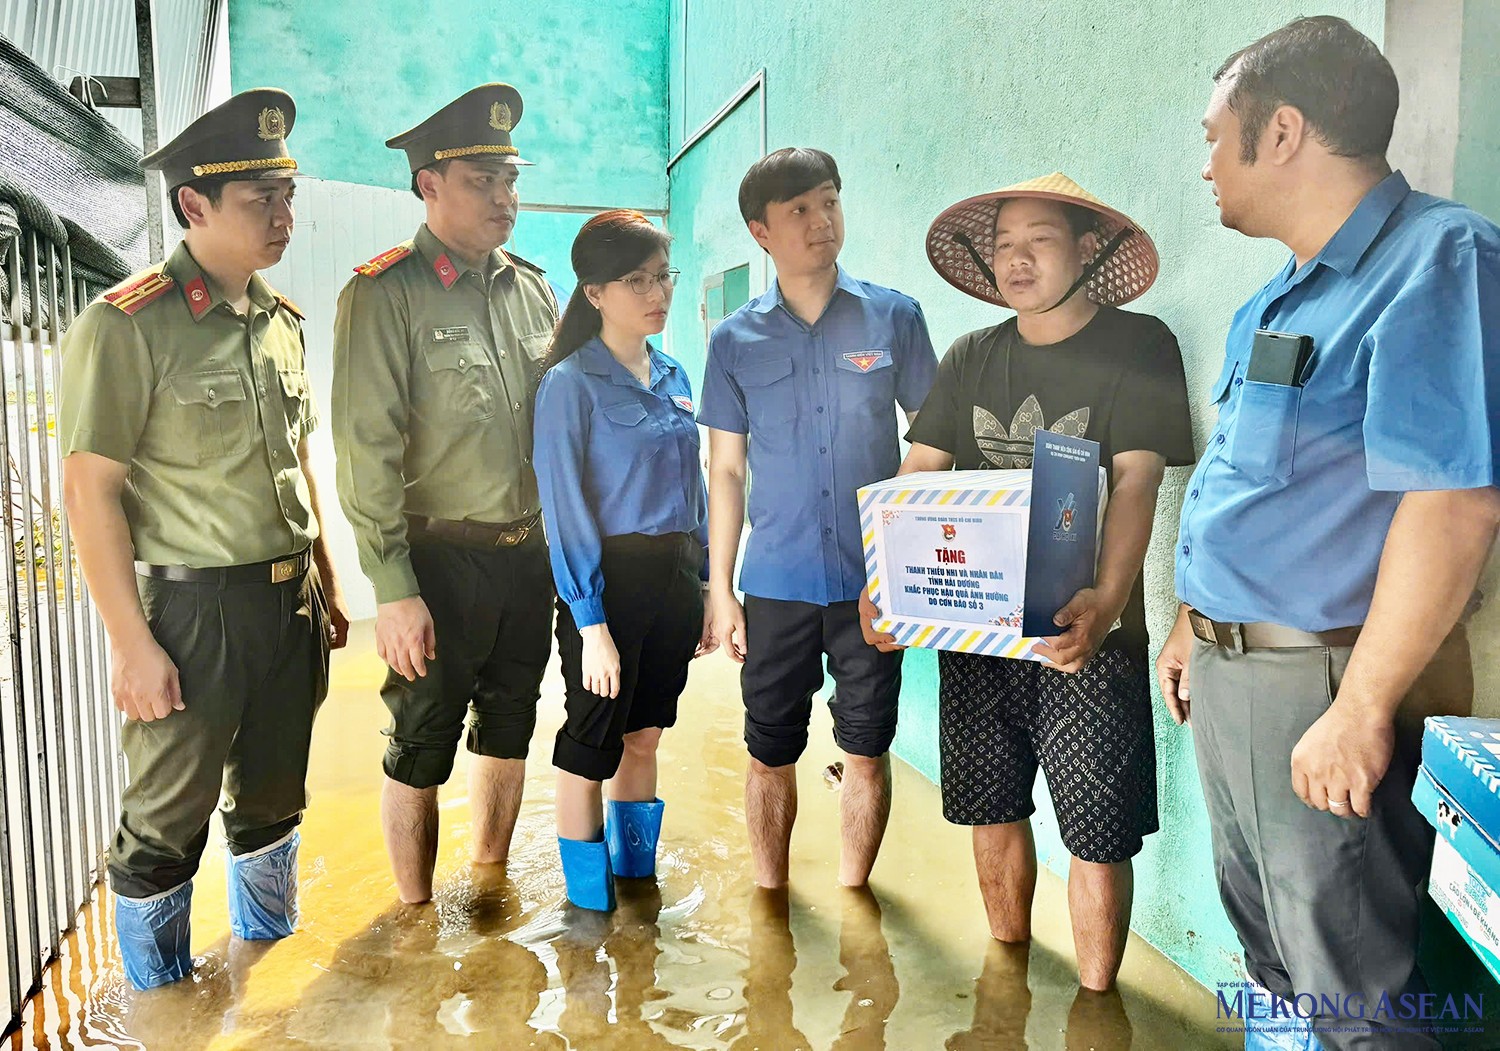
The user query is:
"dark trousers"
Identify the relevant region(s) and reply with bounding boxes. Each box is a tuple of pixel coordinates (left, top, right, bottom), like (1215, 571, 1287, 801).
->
(740, 597, 903, 768)
(553, 532, 703, 781)
(1190, 627, 1473, 1051)
(380, 531, 554, 789)
(109, 565, 329, 898)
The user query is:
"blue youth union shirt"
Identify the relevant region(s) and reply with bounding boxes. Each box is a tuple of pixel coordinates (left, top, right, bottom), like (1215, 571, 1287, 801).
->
(697, 266, 938, 605)
(533, 338, 709, 627)
(1177, 172, 1500, 630)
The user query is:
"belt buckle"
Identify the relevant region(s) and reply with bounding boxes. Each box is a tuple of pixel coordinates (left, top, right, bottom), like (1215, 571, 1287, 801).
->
(270, 557, 298, 584)
(497, 525, 528, 547)
(1188, 609, 1220, 647)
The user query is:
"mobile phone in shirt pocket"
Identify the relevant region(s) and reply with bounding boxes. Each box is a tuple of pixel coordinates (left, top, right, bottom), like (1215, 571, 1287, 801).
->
(1229, 379, 1300, 483)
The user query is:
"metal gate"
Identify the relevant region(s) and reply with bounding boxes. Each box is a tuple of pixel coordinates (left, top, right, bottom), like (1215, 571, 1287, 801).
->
(0, 223, 120, 1034)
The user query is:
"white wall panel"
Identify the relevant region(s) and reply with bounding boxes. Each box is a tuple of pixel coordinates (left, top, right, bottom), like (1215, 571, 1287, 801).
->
(261, 178, 429, 621)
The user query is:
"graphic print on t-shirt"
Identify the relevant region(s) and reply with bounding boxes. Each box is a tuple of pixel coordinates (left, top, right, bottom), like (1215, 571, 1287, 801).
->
(973, 394, 1090, 468)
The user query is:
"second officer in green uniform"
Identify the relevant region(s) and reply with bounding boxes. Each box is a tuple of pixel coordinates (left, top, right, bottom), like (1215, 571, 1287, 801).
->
(332, 83, 559, 903)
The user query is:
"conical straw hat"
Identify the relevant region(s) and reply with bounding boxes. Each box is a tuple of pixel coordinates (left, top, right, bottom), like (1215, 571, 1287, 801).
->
(926, 173, 1160, 309)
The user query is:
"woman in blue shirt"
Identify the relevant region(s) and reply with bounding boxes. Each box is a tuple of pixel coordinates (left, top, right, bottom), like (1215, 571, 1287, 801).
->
(534, 209, 714, 911)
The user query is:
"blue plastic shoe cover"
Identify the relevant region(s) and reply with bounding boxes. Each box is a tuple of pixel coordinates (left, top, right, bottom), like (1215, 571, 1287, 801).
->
(604, 797, 665, 879)
(227, 830, 300, 940)
(558, 835, 616, 911)
(1242, 984, 1323, 1051)
(115, 880, 193, 990)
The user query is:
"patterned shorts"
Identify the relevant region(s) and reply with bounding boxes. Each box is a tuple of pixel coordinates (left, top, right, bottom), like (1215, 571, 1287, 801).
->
(937, 646, 1159, 864)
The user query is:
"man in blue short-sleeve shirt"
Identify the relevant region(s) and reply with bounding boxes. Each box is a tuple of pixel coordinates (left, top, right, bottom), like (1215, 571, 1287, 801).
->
(698, 147, 937, 890)
(1156, 18, 1500, 1051)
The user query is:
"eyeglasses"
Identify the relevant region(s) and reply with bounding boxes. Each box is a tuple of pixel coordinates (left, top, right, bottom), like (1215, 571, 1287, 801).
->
(614, 268, 680, 295)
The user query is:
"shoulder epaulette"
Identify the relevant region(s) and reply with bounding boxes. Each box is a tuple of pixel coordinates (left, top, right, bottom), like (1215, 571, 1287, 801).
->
(102, 267, 174, 316)
(354, 243, 415, 278)
(276, 294, 306, 320)
(507, 251, 546, 276)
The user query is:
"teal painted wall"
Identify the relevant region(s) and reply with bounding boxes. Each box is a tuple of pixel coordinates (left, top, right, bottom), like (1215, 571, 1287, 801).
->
(1454, 1, 1500, 732)
(224, 0, 1497, 1000)
(227, 0, 669, 278)
(665, 0, 1385, 991)
(1455, 0, 1500, 222)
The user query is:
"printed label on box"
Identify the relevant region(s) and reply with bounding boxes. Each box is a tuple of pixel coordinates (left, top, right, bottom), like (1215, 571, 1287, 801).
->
(858, 432, 1105, 661)
(882, 510, 1027, 628)
(1430, 836, 1500, 983)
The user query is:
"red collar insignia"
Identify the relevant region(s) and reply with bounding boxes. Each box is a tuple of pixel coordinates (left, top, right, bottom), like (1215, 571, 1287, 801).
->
(183, 276, 213, 319)
(433, 253, 460, 290)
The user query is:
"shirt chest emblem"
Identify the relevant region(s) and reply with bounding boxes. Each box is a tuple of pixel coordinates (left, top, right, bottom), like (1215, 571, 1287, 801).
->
(671, 394, 694, 412)
(432, 326, 471, 342)
(842, 350, 888, 373)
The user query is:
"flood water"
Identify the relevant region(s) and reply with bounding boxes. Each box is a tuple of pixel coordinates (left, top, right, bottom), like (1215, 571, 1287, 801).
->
(13, 622, 1233, 1049)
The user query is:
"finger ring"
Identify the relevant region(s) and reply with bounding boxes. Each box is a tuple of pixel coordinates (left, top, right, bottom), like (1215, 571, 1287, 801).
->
(1329, 798, 1350, 808)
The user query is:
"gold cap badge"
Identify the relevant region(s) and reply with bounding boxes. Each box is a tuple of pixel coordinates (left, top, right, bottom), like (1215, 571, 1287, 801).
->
(257, 107, 288, 141)
(489, 102, 513, 132)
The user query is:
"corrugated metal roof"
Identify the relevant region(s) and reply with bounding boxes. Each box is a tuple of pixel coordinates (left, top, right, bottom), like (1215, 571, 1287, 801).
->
(1, 0, 223, 148)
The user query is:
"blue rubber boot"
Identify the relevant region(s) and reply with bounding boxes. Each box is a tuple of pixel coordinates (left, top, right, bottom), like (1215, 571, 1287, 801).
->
(115, 881, 193, 990)
(558, 836, 615, 911)
(604, 798, 665, 879)
(227, 831, 300, 940)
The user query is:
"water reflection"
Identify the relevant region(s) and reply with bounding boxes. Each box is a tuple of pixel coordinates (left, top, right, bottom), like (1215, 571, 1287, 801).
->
(1065, 987, 1133, 1051)
(729, 888, 811, 1051)
(15, 623, 1230, 1049)
(289, 869, 561, 1049)
(944, 941, 1138, 1051)
(608, 880, 677, 1047)
(947, 941, 1033, 1050)
(831, 887, 899, 1050)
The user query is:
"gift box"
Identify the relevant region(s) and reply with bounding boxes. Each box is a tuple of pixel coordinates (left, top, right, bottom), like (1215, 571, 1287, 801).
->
(859, 431, 1106, 660)
(1415, 716, 1500, 984)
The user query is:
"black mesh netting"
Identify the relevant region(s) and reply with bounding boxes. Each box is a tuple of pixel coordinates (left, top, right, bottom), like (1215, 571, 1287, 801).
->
(0, 32, 149, 323)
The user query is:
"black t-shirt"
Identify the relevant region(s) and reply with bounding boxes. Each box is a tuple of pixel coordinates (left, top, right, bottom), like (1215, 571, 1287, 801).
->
(905, 306, 1195, 658)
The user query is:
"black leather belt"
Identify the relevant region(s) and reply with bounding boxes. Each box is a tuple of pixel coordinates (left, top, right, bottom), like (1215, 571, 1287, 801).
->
(135, 548, 311, 586)
(1188, 608, 1361, 650)
(407, 512, 541, 549)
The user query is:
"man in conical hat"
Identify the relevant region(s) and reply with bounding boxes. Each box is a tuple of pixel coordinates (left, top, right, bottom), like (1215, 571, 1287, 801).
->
(862, 173, 1193, 990)
(59, 88, 349, 989)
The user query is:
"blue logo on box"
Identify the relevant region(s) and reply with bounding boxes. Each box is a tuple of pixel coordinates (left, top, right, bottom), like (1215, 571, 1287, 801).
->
(1055, 493, 1076, 533)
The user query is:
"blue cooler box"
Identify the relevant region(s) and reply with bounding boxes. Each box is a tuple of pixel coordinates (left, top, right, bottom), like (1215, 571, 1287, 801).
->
(1415, 716, 1500, 983)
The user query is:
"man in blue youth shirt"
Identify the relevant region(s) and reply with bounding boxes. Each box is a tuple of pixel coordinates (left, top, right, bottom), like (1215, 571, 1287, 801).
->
(698, 148, 937, 889)
(1155, 18, 1500, 1050)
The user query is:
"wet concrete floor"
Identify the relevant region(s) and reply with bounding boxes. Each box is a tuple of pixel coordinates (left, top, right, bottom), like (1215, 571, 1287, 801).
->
(15, 621, 1234, 1049)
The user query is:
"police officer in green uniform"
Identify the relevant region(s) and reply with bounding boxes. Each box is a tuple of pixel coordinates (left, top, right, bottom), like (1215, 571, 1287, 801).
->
(332, 83, 558, 904)
(58, 88, 349, 991)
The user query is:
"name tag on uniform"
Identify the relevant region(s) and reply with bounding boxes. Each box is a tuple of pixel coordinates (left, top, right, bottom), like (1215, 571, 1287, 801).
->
(671, 394, 694, 412)
(432, 326, 471, 343)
